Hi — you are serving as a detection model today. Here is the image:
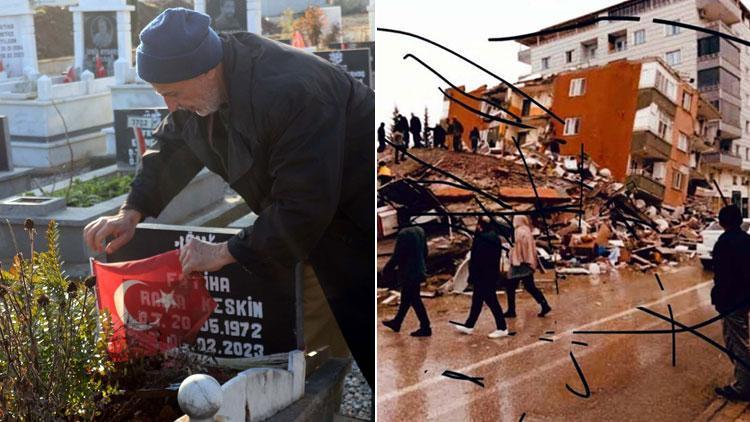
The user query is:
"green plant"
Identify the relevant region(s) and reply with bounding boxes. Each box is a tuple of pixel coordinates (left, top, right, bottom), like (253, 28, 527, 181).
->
(49, 174, 134, 208)
(0, 220, 117, 420)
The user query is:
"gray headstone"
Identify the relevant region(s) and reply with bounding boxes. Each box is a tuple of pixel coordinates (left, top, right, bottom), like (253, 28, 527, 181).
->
(207, 0, 247, 33)
(0, 115, 12, 172)
(83, 11, 118, 77)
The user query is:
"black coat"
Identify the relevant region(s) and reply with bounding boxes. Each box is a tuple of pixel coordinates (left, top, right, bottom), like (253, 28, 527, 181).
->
(125, 32, 374, 272)
(711, 228, 750, 313)
(383, 227, 427, 285)
(410, 116, 422, 133)
(378, 125, 386, 142)
(468, 229, 501, 285)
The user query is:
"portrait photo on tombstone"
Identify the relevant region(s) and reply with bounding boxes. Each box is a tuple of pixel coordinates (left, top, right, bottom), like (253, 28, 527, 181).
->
(207, 0, 247, 32)
(83, 12, 118, 76)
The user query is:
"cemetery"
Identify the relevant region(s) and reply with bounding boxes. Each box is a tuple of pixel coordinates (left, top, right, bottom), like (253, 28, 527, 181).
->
(0, 0, 374, 420)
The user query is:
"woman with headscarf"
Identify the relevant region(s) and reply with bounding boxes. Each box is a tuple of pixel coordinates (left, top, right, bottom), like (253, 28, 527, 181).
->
(450, 217, 509, 338)
(505, 215, 551, 318)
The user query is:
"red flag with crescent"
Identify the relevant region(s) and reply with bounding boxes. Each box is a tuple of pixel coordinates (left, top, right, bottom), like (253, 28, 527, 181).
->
(92, 249, 217, 361)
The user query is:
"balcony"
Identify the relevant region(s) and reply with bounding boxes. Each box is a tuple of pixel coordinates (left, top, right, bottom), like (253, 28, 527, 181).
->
(702, 151, 742, 169)
(637, 88, 676, 116)
(717, 120, 742, 140)
(631, 131, 672, 161)
(518, 48, 530, 65)
(697, 0, 741, 25)
(626, 174, 666, 201)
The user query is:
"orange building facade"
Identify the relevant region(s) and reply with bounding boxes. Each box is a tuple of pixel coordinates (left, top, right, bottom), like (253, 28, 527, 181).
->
(443, 85, 488, 149)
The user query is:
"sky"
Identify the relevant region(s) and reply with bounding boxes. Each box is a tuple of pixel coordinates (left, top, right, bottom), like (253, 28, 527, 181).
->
(375, 0, 628, 128)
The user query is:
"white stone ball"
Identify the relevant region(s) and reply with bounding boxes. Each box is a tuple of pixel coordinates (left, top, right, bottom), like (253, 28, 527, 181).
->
(177, 374, 223, 420)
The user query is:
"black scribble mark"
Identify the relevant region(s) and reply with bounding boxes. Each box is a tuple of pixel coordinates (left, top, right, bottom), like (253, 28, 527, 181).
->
(488, 16, 640, 42)
(539, 337, 554, 342)
(403, 53, 524, 122)
(652, 18, 750, 47)
(545, 331, 555, 334)
(519, 412, 527, 422)
(442, 370, 485, 388)
(440, 87, 534, 129)
(636, 306, 750, 372)
(668, 304, 676, 367)
(377, 27, 564, 123)
(655, 273, 664, 291)
(412, 206, 583, 218)
(565, 352, 591, 398)
(713, 179, 730, 206)
(572, 341, 588, 347)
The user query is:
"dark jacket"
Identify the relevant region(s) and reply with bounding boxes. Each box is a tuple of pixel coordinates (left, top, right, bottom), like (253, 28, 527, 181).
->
(711, 227, 750, 313)
(468, 228, 501, 285)
(410, 116, 421, 133)
(124, 32, 374, 272)
(378, 125, 386, 142)
(383, 227, 427, 285)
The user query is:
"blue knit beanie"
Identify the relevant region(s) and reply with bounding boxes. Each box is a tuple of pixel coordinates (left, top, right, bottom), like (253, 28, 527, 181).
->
(136, 8, 223, 83)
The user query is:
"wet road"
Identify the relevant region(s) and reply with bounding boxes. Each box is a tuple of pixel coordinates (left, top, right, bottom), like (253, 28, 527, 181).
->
(377, 265, 733, 421)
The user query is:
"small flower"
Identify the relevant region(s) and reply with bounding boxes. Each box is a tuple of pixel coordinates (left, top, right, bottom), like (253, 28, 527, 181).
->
(23, 219, 34, 230)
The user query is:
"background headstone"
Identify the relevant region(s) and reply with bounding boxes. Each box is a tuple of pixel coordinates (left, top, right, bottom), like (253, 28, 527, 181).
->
(314, 48, 372, 89)
(83, 11, 118, 76)
(0, 0, 38, 77)
(108, 224, 302, 360)
(206, 0, 247, 33)
(0, 116, 13, 172)
(114, 108, 167, 169)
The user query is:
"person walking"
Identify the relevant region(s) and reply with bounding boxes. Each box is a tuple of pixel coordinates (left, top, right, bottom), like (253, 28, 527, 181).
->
(381, 225, 432, 337)
(470, 127, 480, 153)
(452, 118, 464, 152)
(378, 122, 387, 153)
(410, 113, 423, 148)
(450, 217, 509, 338)
(392, 131, 406, 164)
(712, 205, 750, 401)
(504, 215, 551, 318)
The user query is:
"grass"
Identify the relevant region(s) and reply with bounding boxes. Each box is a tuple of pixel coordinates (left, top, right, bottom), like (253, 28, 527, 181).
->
(28, 174, 134, 208)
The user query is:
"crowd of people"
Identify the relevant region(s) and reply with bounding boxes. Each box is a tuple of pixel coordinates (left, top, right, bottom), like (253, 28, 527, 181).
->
(377, 114, 483, 162)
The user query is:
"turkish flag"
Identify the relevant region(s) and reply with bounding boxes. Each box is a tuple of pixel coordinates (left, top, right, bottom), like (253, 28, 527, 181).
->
(95, 55, 106, 78)
(92, 249, 217, 361)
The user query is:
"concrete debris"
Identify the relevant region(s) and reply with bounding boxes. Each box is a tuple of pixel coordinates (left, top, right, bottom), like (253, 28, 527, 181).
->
(377, 147, 721, 304)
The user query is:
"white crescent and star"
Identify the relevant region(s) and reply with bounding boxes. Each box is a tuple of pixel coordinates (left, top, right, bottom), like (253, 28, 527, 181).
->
(113, 280, 178, 331)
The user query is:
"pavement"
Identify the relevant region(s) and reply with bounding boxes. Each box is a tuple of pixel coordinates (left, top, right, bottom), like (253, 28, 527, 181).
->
(377, 263, 741, 421)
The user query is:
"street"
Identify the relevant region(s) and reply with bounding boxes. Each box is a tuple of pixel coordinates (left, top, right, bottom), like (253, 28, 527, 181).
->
(377, 264, 732, 421)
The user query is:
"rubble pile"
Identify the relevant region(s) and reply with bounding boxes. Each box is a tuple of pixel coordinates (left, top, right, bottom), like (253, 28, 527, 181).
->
(377, 148, 718, 304)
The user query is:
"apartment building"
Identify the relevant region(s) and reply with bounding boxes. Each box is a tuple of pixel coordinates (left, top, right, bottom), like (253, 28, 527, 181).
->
(442, 85, 487, 149)
(515, 0, 750, 213)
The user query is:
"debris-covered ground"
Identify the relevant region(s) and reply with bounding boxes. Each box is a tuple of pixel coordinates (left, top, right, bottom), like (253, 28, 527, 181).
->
(339, 361, 373, 420)
(377, 146, 718, 304)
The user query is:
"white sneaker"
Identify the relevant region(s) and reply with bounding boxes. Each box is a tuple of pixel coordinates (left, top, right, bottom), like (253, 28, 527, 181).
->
(488, 329, 509, 339)
(451, 322, 474, 334)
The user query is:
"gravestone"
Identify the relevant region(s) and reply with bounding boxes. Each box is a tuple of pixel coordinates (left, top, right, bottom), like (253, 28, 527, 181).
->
(70, 0, 134, 78)
(107, 224, 303, 360)
(314, 48, 372, 88)
(0, 0, 38, 78)
(113, 108, 167, 169)
(195, 0, 261, 34)
(0, 116, 12, 172)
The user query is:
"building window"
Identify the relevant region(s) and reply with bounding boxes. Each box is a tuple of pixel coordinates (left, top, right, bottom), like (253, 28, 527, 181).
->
(665, 50, 682, 66)
(581, 39, 597, 60)
(564, 117, 580, 135)
(682, 92, 692, 110)
(698, 67, 720, 88)
(655, 71, 677, 100)
(657, 109, 673, 141)
(665, 20, 681, 36)
(609, 31, 627, 52)
(698, 35, 720, 57)
(746, 120, 750, 134)
(541, 57, 550, 70)
(672, 170, 684, 190)
(565, 50, 574, 64)
(521, 98, 531, 116)
(633, 29, 646, 45)
(569, 78, 586, 96)
(734, 175, 739, 185)
(678, 133, 688, 152)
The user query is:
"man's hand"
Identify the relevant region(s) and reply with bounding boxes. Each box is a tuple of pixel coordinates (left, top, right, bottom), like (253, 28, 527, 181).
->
(83, 209, 142, 254)
(179, 238, 237, 278)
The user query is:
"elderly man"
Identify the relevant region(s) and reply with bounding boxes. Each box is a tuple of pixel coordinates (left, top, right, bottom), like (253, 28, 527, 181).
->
(82, 8, 374, 388)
